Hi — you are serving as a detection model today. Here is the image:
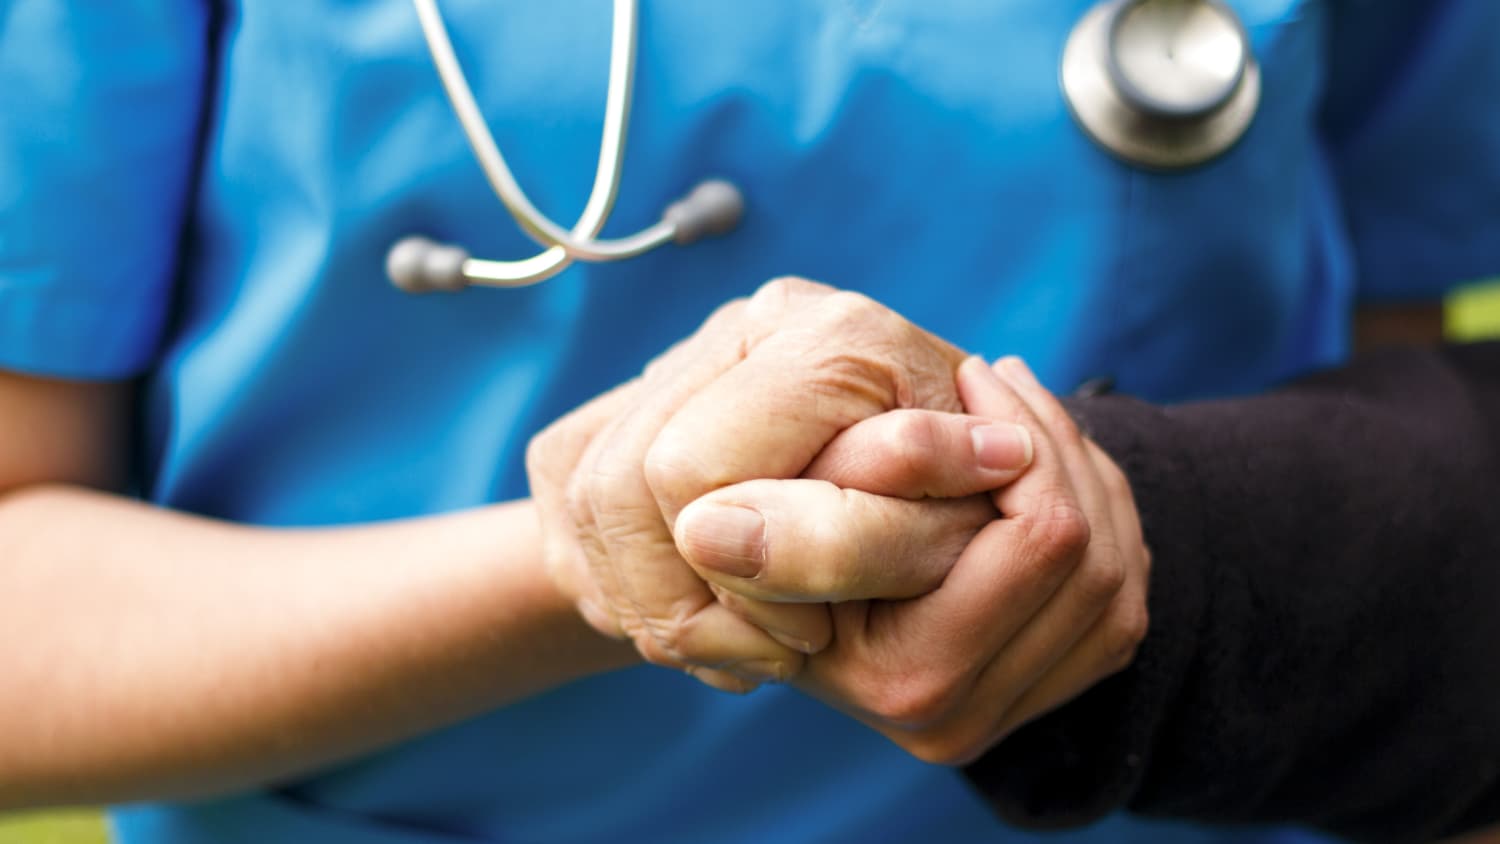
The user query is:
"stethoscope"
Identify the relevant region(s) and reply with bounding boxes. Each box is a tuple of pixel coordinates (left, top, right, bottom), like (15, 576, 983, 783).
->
(387, 0, 1259, 293)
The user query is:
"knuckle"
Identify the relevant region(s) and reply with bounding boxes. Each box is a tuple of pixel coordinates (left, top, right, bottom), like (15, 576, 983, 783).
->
(748, 277, 823, 319)
(793, 484, 877, 599)
(1028, 501, 1092, 562)
(868, 668, 962, 727)
(1078, 553, 1128, 607)
(816, 291, 909, 344)
(792, 537, 846, 602)
(758, 276, 824, 300)
(880, 411, 943, 490)
(697, 297, 749, 341)
(642, 437, 711, 510)
(824, 289, 883, 321)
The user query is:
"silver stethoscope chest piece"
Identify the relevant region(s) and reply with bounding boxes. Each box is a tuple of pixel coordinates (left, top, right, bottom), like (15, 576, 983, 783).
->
(1061, 0, 1260, 169)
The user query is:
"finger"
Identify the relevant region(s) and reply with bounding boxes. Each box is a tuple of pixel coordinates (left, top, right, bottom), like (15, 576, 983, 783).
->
(988, 357, 1127, 652)
(526, 380, 639, 637)
(988, 559, 1149, 741)
(950, 372, 1145, 746)
(803, 409, 1033, 499)
(964, 356, 1128, 706)
(977, 441, 1150, 739)
(826, 516, 1077, 717)
(957, 357, 1103, 523)
(582, 300, 808, 672)
(568, 449, 636, 638)
(675, 478, 994, 603)
(1083, 436, 1147, 579)
(644, 286, 968, 528)
(927, 519, 1125, 755)
(853, 361, 1087, 690)
(799, 364, 1133, 763)
(990, 357, 1110, 521)
(707, 583, 832, 655)
(567, 398, 654, 640)
(563, 307, 747, 661)
(797, 511, 1130, 765)
(631, 598, 805, 682)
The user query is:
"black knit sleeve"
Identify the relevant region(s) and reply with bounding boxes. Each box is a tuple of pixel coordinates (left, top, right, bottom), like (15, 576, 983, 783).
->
(964, 342, 1500, 843)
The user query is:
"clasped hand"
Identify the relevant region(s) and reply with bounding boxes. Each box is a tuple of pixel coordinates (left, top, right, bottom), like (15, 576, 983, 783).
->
(527, 279, 1149, 763)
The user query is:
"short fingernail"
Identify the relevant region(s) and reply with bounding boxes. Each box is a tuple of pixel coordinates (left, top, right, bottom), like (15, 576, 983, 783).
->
(731, 659, 790, 684)
(766, 628, 818, 655)
(973, 423, 1033, 473)
(678, 503, 766, 578)
(686, 666, 758, 695)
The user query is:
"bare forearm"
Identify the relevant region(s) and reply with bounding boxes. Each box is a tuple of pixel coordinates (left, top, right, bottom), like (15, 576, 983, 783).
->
(0, 485, 633, 810)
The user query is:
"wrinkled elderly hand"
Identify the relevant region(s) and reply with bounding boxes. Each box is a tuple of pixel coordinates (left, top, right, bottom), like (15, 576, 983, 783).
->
(526, 279, 1035, 691)
(685, 357, 1150, 763)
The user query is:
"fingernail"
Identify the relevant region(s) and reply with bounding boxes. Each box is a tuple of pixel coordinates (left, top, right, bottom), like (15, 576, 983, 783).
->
(678, 503, 766, 578)
(972, 423, 1033, 473)
(686, 666, 758, 695)
(766, 628, 818, 655)
(731, 659, 790, 684)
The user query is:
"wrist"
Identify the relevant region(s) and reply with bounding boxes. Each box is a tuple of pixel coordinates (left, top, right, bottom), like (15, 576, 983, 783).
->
(477, 500, 639, 680)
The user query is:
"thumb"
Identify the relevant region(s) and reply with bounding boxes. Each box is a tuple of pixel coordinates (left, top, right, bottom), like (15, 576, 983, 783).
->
(804, 408, 1033, 499)
(674, 478, 993, 603)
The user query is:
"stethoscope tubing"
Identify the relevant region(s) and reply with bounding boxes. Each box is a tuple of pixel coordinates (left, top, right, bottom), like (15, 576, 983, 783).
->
(412, 0, 674, 277)
(396, 0, 1255, 292)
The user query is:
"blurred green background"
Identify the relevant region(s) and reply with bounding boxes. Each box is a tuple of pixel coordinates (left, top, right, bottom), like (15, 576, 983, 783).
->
(0, 811, 106, 844)
(3, 279, 1499, 844)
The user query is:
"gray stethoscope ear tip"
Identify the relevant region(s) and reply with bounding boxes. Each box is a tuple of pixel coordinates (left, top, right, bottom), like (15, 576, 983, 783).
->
(387, 236, 472, 293)
(664, 179, 745, 245)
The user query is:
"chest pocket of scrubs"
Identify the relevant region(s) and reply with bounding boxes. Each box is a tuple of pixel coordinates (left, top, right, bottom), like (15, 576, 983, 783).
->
(1098, 0, 1343, 401)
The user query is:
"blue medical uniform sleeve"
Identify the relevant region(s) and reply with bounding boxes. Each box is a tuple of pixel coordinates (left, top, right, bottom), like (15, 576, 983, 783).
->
(0, 2, 209, 379)
(1320, 0, 1500, 302)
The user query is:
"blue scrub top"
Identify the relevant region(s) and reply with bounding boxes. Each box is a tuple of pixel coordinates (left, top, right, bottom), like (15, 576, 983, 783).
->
(4, 1, 1500, 842)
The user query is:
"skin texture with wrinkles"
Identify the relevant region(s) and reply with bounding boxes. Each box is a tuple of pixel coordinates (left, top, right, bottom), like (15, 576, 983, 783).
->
(528, 279, 1149, 763)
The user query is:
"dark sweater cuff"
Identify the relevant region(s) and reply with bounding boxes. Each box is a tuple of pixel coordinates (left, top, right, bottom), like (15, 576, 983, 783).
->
(963, 344, 1500, 841)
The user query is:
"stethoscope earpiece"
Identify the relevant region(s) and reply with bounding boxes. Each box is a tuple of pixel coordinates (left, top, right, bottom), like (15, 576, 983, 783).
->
(664, 180, 746, 245)
(1061, 0, 1259, 170)
(388, 0, 745, 294)
(386, 237, 471, 294)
